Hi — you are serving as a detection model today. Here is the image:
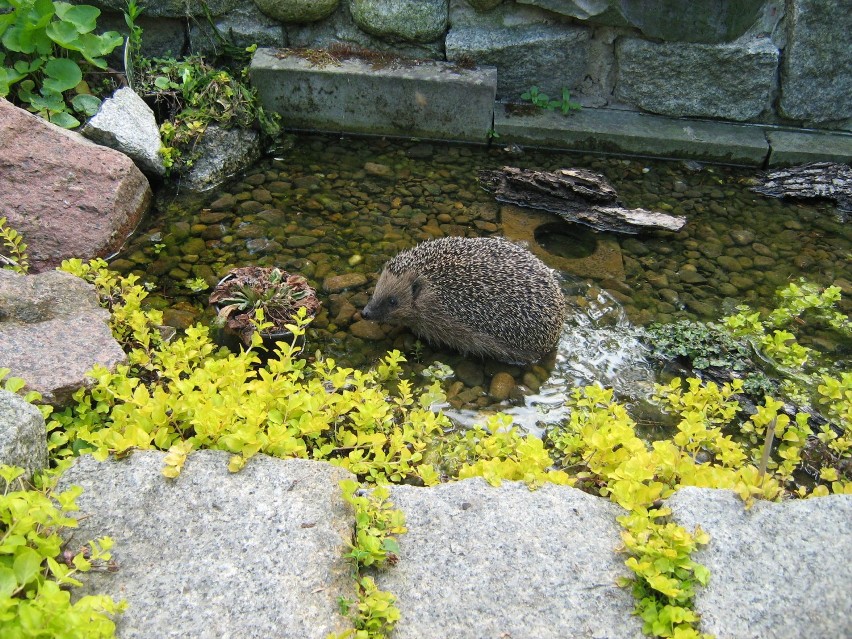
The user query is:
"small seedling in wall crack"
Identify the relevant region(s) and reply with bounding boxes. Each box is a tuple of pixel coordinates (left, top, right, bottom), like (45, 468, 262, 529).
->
(521, 86, 581, 115)
(521, 86, 551, 109)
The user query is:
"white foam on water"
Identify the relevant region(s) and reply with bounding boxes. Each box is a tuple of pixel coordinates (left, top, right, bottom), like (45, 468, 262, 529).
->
(445, 283, 659, 437)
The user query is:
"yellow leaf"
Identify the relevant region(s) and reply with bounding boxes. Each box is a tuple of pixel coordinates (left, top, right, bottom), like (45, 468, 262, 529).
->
(820, 467, 838, 482)
(228, 455, 246, 473)
(162, 465, 180, 479)
(692, 526, 710, 545)
(832, 481, 852, 495)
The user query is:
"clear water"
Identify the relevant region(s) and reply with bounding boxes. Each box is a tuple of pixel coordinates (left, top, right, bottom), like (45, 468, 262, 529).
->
(112, 133, 852, 432)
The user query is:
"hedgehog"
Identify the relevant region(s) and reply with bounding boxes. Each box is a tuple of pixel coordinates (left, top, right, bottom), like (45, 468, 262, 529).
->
(361, 236, 565, 364)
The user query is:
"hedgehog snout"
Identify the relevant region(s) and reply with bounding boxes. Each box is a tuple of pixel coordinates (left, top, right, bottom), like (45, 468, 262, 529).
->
(361, 304, 376, 321)
(362, 291, 402, 322)
(362, 298, 384, 322)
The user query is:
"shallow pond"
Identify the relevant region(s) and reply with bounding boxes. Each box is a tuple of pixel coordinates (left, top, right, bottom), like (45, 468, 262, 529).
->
(111, 134, 852, 433)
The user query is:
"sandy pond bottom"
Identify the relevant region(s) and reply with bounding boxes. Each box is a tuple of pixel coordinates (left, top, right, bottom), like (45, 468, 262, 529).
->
(111, 134, 852, 433)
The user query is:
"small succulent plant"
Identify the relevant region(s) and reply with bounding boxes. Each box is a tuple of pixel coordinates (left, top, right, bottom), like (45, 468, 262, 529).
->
(209, 266, 320, 347)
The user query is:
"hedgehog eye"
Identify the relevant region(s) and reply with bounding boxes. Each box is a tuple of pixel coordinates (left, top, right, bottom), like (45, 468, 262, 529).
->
(387, 296, 398, 308)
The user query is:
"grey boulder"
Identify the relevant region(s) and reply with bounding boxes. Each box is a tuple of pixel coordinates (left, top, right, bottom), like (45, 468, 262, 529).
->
(780, 0, 852, 124)
(378, 478, 644, 639)
(180, 124, 263, 193)
(254, 0, 339, 23)
(59, 450, 356, 639)
(189, 1, 284, 56)
(82, 87, 166, 178)
(616, 36, 779, 121)
(0, 389, 47, 488)
(447, 1, 590, 101)
(350, 0, 448, 43)
(668, 487, 852, 639)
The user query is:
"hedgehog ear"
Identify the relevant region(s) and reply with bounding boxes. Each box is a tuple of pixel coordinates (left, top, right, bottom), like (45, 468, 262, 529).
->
(411, 276, 423, 301)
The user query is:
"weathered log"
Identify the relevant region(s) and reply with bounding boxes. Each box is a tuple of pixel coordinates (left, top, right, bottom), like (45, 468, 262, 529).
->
(751, 162, 852, 214)
(479, 167, 687, 234)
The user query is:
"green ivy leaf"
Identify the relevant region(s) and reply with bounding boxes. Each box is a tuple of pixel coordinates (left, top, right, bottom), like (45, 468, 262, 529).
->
(0, 465, 24, 484)
(26, 88, 66, 112)
(42, 57, 82, 93)
(2, 25, 29, 54)
(44, 19, 80, 49)
(17, 598, 46, 631)
(16, 78, 36, 102)
(53, 2, 100, 34)
(71, 92, 101, 116)
(693, 564, 710, 586)
(3, 375, 26, 393)
(16, 58, 44, 74)
(48, 109, 81, 128)
(4, 0, 53, 55)
(32, 0, 59, 25)
(0, 13, 16, 42)
(0, 69, 12, 96)
(76, 31, 123, 67)
(381, 538, 400, 555)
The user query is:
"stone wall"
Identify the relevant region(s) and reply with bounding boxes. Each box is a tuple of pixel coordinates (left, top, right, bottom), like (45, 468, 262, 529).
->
(91, 0, 851, 131)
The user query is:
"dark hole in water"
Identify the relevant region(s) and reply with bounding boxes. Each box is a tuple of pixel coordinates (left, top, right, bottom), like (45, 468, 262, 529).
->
(534, 223, 598, 260)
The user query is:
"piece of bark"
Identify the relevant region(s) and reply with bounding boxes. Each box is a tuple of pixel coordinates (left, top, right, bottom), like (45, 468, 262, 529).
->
(479, 167, 686, 234)
(751, 162, 852, 214)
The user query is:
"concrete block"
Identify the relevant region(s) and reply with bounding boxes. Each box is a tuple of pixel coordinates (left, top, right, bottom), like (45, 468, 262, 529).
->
(495, 105, 770, 165)
(766, 129, 852, 166)
(250, 48, 496, 143)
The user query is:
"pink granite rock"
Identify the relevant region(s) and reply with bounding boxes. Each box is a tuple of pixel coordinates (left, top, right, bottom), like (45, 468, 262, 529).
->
(0, 269, 127, 406)
(0, 98, 151, 272)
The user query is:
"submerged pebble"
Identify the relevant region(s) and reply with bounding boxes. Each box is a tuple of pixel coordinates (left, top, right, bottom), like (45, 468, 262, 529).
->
(489, 372, 516, 401)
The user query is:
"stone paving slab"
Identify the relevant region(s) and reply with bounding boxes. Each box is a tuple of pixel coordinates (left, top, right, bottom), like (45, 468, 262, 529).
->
(766, 129, 852, 167)
(379, 478, 644, 639)
(500, 204, 625, 281)
(58, 451, 356, 639)
(668, 487, 852, 639)
(495, 105, 771, 166)
(50, 452, 852, 639)
(250, 48, 497, 143)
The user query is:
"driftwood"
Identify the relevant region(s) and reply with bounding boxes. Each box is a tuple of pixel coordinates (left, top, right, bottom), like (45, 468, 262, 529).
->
(751, 162, 852, 215)
(479, 167, 687, 234)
